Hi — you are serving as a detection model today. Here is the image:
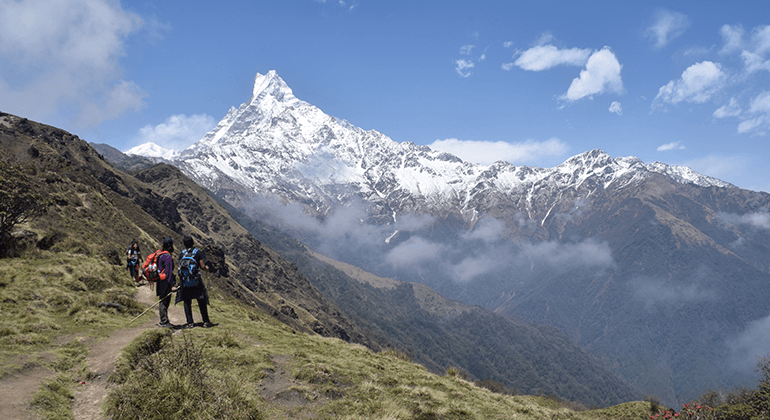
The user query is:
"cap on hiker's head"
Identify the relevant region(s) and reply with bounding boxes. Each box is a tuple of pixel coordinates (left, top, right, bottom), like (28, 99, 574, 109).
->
(162, 237, 174, 251)
(183, 235, 194, 249)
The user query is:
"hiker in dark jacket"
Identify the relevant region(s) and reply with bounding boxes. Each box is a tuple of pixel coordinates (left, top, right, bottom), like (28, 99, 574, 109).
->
(126, 240, 142, 285)
(156, 237, 175, 328)
(175, 235, 214, 329)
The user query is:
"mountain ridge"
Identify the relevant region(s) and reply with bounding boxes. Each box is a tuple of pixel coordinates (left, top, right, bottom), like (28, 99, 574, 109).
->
(123, 71, 770, 405)
(130, 71, 732, 224)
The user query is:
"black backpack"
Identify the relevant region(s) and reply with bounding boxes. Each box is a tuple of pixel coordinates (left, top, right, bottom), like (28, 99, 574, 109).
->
(178, 248, 200, 288)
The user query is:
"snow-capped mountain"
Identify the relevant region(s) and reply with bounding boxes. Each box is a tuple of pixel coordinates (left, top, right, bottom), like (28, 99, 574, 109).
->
(125, 142, 176, 160)
(126, 70, 770, 404)
(166, 70, 732, 225)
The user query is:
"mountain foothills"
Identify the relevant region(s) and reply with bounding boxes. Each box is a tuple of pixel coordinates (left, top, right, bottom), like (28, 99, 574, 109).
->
(129, 71, 770, 405)
(0, 111, 640, 410)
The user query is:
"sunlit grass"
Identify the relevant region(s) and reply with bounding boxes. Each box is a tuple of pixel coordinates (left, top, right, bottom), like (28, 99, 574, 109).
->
(2, 250, 658, 419)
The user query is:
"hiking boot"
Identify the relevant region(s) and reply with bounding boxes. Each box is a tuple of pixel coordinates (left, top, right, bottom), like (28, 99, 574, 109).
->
(157, 322, 173, 328)
(202, 322, 215, 328)
(182, 323, 194, 329)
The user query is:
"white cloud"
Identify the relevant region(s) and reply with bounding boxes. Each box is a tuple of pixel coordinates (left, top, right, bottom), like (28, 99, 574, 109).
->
(609, 101, 622, 115)
(79, 80, 146, 126)
(748, 90, 770, 114)
(501, 62, 515, 71)
(752, 25, 770, 55)
(632, 277, 716, 310)
(428, 138, 568, 166)
(516, 238, 614, 271)
(646, 9, 690, 49)
(720, 24, 744, 54)
(455, 59, 474, 77)
(718, 209, 770, 230)
(0, 0, 145, 126)
(653, 61, 725, 106)
(560, 47, 623, 102)
(657, 141, 685, 152)
(460, 44, 475, 55)
(513, 45, 592, 71)
(503, 41, 514, 48)
(385, 236, 446, 266)
(736, 91, 770, 135)
(133, 114, 217, 152)
(713, 97, 742, 118)
(729, 313, 770, 373)
(741, 50, 770, 73)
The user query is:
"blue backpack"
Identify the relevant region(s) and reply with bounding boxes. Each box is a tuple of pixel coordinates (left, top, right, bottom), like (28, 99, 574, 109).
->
(178, 248, 200, 288)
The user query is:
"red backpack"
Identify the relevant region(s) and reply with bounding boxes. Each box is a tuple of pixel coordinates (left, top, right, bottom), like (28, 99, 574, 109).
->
(142, 250, 168, 285)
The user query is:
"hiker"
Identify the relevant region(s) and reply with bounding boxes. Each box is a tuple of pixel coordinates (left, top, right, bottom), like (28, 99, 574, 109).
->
(156, 237, 176, 328)
(126, 240, 142, 285)
(175, 235, 214, 329)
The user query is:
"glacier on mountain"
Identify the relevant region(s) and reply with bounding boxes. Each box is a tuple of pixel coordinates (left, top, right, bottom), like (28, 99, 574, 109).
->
(134, 70, 734, 222)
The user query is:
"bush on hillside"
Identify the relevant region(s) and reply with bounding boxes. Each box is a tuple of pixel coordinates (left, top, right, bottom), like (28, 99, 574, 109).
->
(0, 160, 49, 257)
(687, 356, 770, 420)
(105, 332, 262, 420)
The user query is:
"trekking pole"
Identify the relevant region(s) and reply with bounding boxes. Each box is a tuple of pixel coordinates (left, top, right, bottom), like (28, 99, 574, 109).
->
(128, 290, 175, 324)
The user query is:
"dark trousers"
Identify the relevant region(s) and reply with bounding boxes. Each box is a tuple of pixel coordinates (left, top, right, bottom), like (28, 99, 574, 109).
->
(183, 298, 210, 324)
(158, 293, 172, 324)
(156, 281, 173, 325)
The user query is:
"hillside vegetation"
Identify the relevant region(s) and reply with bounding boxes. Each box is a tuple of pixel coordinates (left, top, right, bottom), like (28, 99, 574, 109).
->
(0, 245, 655, 419)
(3, 112, 770, 418)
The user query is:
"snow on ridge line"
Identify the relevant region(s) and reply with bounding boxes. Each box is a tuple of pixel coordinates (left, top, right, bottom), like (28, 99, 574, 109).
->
(132, 70, 733, 198)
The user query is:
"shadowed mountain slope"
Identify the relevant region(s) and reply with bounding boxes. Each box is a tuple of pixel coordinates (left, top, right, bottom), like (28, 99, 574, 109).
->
(0, 111, 372, 346)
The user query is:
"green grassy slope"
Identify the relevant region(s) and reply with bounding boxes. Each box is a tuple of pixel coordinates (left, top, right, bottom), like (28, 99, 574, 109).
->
(0, 111, 655, 418)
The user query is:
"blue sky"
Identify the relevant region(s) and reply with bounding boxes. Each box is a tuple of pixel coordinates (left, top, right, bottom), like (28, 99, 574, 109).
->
(2, 0, 770, 192)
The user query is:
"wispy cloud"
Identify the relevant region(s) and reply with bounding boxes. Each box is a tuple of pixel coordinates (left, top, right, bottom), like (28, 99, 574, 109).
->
(646, 9, 690, 49)
(428, 138, 569, 166)
(711, 24, 770, 135)
(718, 208, 770, 230)
(511, 45, 592, 71)
(455, 41, 487, 77)
(713, 97, 742, 118)
(681, 154, 750, 182)
(720, 24, 745, 54)
(632, 276, 717, 311)
(460, 44, 475, 55)
(609, 101, 623, 115)
(560, 47, 624, 102)
(728, 313, 770, 374)
(132, 114, 217, 152)
(737, 91, 770, 135)
(657, 141, 685, 151)
(653, 61, 726, 107)
(0, 0, 146, 127)
(455, 59, 475, 78)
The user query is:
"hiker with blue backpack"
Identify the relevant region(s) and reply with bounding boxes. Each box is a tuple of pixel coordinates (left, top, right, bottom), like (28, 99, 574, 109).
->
(126, 240, 142, 286)
(175, 235, 214, 329)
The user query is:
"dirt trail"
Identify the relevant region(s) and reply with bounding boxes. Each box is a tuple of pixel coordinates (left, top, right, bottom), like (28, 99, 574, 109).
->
(0, 284, 186, 420)
(73, 284, 187, 420)
(0, 365, 54, 420)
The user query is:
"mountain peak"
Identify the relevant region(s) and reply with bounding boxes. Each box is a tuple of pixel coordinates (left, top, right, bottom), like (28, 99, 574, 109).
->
(125, 142, 176, 159)
(251, 70, 296, 104)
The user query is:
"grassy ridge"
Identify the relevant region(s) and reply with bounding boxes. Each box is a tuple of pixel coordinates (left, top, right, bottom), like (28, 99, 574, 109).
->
(0, 248, 653, 419)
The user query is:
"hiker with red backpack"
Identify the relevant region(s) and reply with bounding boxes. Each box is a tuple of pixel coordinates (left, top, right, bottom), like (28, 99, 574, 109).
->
(154, 237, 176, 328)
(175, 235, 214, 329)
